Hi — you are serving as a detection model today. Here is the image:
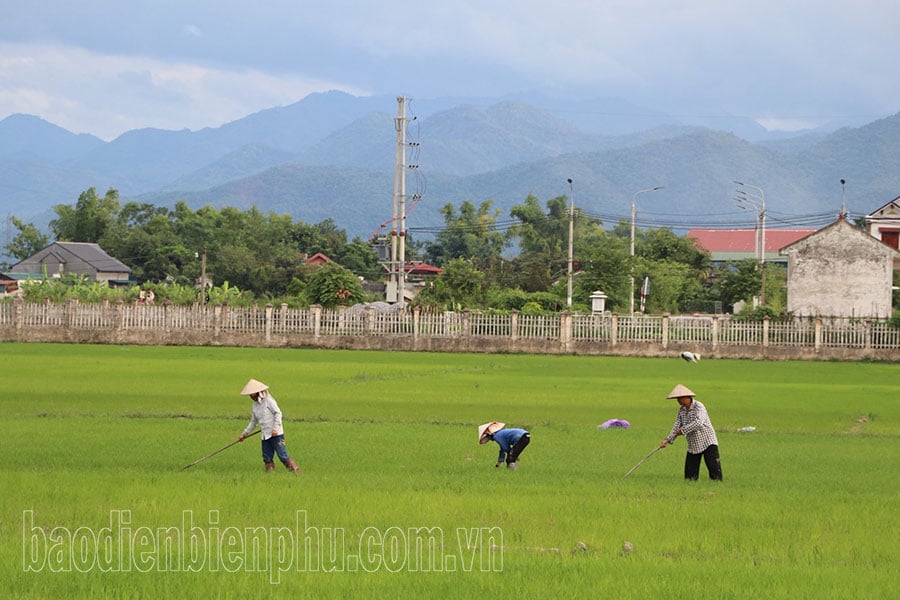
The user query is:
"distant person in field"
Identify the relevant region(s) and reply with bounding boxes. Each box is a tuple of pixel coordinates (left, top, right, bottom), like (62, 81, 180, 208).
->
(659, 384, 722, 481)
(479, 421, 530, 470)
(238, 379, 300, 475)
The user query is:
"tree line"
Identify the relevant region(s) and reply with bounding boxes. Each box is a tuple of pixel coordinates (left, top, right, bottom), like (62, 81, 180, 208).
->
(3, 187, 781, 314)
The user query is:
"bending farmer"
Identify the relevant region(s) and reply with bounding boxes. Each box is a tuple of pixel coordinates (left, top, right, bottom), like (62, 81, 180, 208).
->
(238, 379, 300, 475)
(659, 384, 722, 481)
(479, 421, 531, 470)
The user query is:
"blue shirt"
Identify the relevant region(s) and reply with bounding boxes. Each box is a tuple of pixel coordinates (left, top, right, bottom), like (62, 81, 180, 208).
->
(490, 428, 528, 462)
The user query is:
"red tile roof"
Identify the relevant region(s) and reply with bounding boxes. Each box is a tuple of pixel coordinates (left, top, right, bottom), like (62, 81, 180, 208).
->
(383, 261, 443, 275)
(687, 229, 815, 253)
(305, 252, 333, 265)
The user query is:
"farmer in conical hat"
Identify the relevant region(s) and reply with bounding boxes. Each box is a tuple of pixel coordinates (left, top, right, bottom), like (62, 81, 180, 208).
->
(478, 421, 531, 470)
(238, 379, 300, 475)
(659, 384, 722, 481)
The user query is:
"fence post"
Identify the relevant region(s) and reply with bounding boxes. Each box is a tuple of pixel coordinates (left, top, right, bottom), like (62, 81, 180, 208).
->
(213, 305, 222, 340)
(280, 303, 288, 334)
(413, 307, 420, 342)
(763, 316, 770, 348)
(661, 314, 669, 349)
(511, 310, 519, 343)
(116, 300, 126, 332)
(712, 317, 720, 349)
(610, 313, 618, 347)
(365, 305, 376, 334)
(463, 309, 471, 338)
(14, 296, 23, 337)
(265, 304, 273, 343)
(313, 305, 322, 339)
(558, 311, 571, 352)
(814, 318, 822, 351)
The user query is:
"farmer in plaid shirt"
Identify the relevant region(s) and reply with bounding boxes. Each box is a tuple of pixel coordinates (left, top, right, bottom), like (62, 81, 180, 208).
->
(659, 384, 723, 481)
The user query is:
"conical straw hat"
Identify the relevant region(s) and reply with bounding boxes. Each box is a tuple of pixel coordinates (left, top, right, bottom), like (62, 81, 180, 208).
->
(666, 384, 695, 399)
(478, 421, 505, 444)
(240, 379, 269, 396)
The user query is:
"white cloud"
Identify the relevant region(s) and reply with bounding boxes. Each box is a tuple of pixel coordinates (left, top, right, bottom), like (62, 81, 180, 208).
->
(1, 1, 899, 136)
(0, 41, 365, 140)
(182, 24, 203, 38)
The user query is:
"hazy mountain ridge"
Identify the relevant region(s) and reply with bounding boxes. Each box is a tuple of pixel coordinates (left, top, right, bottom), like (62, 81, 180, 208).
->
(1, 91, 898, 241)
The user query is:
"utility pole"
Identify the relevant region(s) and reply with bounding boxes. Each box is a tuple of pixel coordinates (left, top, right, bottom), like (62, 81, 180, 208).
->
(389, 96, 410, 303)
(630, 187, 664, 316)
(567, 179, 574, 309)
(734, 181, 766, 306)
(200, 246, 207, 305)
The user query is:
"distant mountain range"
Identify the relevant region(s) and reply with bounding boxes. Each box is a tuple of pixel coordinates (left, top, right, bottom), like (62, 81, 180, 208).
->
(2, 90, 899, 246)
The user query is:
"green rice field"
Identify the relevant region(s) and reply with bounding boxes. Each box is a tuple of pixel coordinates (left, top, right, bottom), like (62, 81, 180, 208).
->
(1, 343, 897, 599)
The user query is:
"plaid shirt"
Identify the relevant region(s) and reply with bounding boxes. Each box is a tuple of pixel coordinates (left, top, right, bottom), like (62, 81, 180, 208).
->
(666, 399, 718, 453)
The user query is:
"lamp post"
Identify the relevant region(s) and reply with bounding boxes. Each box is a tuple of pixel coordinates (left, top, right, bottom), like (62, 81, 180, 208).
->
(567, 178, 574, 309)
(630, 186, 663, 315)
(734, 180, 766, 306)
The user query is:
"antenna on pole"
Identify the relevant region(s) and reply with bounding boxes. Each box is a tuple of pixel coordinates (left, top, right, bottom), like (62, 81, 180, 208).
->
(840, 179, 847, 219)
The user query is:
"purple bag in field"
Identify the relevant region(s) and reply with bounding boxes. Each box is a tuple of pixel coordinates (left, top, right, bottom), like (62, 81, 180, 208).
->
(599, 419, 631, 429)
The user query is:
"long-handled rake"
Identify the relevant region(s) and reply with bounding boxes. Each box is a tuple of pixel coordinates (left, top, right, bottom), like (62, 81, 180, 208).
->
(181, 430, 259, 471)
(623, 446, 662, 479)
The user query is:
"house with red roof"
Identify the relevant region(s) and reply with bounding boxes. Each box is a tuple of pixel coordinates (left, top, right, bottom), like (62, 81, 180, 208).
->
(304, 252, 334, 266)
(865, 196, 900, 250)
(687, 228, 816, 266)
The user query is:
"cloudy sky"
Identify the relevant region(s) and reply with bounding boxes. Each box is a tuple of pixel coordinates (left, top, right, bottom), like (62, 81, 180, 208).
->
(2, 1, 898, 140)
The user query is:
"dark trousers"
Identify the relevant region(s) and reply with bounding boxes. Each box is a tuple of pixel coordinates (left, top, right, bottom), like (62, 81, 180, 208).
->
(684, 444, 722, 481)
(507, 432, 531, 464)
(261, 434, 291, 463)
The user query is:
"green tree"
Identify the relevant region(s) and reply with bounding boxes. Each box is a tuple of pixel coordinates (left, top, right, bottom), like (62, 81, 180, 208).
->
(412, 258, 486, 310)
(635, 259, 706, 314)
(336, 237, 379, 280)
(506, 194, 605, 293)
(424, 200, 507, 267)
(51, 187, 120, 242)
(714, 259, 762, 309)
(305, 263, 367, 308)
(573, 231, 632, 312)
(4, 216, 49, 260)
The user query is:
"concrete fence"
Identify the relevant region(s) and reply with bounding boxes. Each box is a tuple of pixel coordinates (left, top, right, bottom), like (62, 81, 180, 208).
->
(1, 298, 899, 361)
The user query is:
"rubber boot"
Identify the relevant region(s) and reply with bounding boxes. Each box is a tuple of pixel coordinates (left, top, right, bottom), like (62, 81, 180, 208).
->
(282, 458, 300, 475)
(264, 461, 276, 473)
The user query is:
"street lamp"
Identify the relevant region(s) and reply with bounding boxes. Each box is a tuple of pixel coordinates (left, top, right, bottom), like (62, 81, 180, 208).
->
(566, 178, 574, 309)
(630, 186, 664, 315)
(734, 180, 766, 306)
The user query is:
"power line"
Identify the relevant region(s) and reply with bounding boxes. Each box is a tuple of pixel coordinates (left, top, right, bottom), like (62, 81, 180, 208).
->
(408, 209, 839, 236)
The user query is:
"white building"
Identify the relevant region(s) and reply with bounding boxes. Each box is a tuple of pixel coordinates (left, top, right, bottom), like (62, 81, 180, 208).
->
(781, 218, 900, 319)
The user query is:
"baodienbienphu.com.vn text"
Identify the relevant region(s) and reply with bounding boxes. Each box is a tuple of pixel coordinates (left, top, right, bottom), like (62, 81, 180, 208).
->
(23, 509, 503, 583)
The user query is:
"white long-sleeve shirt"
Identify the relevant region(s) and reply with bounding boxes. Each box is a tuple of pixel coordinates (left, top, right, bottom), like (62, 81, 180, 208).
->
(241, 394, 284, 440)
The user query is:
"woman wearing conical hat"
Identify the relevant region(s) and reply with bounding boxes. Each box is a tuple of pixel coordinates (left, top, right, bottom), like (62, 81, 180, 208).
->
(478, 421, 531, 470)
(238, 379, 300, 475)
(659, 384, 722, 481)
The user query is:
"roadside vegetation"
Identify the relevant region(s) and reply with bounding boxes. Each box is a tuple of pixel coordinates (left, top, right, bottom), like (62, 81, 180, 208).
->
(0, 187, 810, 315)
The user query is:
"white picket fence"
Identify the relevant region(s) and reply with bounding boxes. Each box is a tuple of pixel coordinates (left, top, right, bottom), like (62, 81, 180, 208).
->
(2, 299, 900, 352)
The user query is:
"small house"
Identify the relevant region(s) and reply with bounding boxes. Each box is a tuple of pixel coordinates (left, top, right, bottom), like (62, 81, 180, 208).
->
(780, 219, 900, 319)
(8, 241, 132, 285)
(865, 196, 900, 250)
